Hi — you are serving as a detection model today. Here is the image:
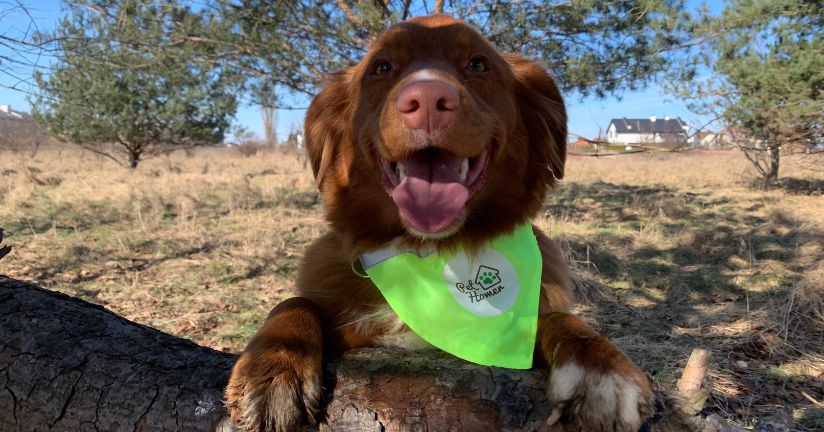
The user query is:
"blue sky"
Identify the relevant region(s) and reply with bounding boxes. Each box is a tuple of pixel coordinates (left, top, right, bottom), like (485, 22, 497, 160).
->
(0, 0, 717, 141)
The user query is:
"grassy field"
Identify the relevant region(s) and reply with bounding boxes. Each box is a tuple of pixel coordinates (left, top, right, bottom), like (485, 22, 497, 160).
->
(1, 146, 822, 429)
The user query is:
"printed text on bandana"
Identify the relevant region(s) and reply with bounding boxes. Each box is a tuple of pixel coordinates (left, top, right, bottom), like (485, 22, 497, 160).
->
(444, 249, 520, 317)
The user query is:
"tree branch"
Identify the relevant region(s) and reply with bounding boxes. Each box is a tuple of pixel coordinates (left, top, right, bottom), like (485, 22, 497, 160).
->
(70, 141, 128, 168)
(335, 0, 365, 29)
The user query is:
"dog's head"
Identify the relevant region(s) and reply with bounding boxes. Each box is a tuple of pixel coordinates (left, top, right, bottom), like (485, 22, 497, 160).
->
(305, 15, 566, 249)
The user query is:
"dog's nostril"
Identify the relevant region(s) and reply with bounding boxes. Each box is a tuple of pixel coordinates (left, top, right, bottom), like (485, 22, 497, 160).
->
(398, 96, 420, 114)
(397, 80, 459, 132)
(436, 98, 454, 112)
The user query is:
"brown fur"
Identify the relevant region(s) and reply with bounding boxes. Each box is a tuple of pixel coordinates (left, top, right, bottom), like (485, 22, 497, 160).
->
(226, 15, 653, 432)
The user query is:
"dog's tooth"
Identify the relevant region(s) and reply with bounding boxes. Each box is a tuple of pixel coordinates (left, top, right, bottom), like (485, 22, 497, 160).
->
(458, 158, 469, 182)
(397, 162, 406, 181)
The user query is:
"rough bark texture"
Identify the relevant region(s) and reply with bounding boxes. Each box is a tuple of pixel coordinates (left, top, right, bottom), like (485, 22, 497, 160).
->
(7, 275, 764, 431)
(0, 276, 553, 432)
(0, 276, 234, 431)
(319, 349, 550, 432)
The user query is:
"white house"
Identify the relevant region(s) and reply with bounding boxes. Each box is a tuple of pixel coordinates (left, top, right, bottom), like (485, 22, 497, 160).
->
(692, 131, 717, 147)
(0, 104, 29, 121)
(606, 116, 689, 147)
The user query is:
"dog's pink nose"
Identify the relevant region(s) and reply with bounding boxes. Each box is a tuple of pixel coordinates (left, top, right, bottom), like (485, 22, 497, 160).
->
(397, 80, 459, 133)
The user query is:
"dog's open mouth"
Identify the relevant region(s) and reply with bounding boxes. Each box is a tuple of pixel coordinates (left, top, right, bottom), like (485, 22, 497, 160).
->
(379, 147, 489, 235)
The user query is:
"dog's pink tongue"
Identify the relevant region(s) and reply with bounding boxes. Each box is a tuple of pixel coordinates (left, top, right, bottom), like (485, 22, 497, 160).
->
(390, 152, 468, 233)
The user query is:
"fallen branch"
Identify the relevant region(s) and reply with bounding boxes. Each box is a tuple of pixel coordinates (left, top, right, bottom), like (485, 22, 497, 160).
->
(677, 348, 712, 416)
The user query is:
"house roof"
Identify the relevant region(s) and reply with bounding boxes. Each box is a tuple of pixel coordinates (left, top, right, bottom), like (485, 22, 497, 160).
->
(608, 117, 686, 134)
(0, 105, 32, 121)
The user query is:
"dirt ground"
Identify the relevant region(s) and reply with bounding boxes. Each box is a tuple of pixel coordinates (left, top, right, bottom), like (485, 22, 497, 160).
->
(1, 145, 822, 429)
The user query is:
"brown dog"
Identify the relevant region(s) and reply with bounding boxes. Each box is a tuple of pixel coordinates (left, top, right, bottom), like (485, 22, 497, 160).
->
(225, 15, 654, 432)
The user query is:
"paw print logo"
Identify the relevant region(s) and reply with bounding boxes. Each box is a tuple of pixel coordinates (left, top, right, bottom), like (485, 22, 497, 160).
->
(474, 265, 501, 290)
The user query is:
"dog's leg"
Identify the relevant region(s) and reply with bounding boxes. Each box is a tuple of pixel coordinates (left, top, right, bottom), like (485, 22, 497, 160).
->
(225, 297, 324, 432)
(537, 312, 654, 432)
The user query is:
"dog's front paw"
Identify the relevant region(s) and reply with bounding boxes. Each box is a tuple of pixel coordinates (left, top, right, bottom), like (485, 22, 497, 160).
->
(225, 348, 322, 432)
(545, 350, 654, 431)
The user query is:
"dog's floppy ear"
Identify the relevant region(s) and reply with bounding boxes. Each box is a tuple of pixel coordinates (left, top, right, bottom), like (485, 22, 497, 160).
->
(305, 70, 353, 187)
(507, 54, 567, 181)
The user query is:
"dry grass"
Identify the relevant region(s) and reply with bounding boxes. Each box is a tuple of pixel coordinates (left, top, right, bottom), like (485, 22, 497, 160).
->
(1, 146, 321, 350)
(1, 146, 822, 429)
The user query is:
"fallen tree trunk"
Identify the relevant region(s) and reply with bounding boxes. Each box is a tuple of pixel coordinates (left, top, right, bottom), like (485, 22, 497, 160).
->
(0, 276, 234, 431)
(0, 276, 554, 431)
(1, 275, 719, 431)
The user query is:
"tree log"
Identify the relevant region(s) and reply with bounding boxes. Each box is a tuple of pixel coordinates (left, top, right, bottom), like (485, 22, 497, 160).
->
(0, 276, 557, 431)
(3, 276, 734, 431)
(0, 276, 234, 431)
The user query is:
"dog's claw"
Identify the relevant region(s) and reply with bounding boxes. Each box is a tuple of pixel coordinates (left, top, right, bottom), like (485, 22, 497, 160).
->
(546, 407, 562, 426)
(226, 351, 322, 432)
(545, 360, 654, 432)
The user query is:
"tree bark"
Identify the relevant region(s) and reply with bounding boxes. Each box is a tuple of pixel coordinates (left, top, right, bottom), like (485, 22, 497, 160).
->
(767, 143, 780, 185)
(0, 275, 234, 431)
(0, 276, 559, 432)
(3, 276, 728, 431)
(129, 150, 140, 169)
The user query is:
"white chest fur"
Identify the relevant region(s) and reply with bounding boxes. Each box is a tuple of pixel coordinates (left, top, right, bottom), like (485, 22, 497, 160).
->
(345, 304, 433, 350)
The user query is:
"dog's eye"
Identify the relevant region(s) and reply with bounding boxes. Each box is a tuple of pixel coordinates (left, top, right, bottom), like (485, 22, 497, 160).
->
(467, 56, 488, 73)
(373, 61, 393, 76)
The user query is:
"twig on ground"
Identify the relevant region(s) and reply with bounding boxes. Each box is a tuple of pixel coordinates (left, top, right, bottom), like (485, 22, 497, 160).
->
(800, 390, 823, 407)
(677, 348, 712, 415)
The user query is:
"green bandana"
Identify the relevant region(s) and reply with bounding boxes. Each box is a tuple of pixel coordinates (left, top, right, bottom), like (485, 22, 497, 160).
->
(361, 223, 542, 369)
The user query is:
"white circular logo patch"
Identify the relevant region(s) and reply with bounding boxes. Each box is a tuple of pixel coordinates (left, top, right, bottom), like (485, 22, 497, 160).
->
(444, 249, 520, 316)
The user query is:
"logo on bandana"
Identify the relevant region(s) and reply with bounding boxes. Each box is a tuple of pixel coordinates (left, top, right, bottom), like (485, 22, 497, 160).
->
(444, 249, 520, 316)
(475, 265, 501, 289)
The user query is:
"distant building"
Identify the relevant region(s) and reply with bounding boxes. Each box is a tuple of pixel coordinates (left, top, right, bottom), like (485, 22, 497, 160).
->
(606, 116, 688, 147)
(712, 126, 756, 150)
(569, 137, 592, 147)
(692, 131, 716, 147)
(569, 134, 607, 153)
(284, 130, 304, 150)
(0, 104, 32, 121)
(0, 104, 48, 152)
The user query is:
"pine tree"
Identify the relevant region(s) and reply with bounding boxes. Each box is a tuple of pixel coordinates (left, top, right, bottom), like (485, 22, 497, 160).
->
(204, 0, 693, 103)
(33, 0, 240, 168)
(676, 0, 823, 186)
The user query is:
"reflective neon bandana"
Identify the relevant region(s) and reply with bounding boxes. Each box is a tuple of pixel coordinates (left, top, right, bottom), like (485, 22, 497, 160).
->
(360, 223, 542, 369)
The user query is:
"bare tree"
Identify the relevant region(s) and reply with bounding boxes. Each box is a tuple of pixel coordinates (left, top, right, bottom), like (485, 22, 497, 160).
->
(262, 105, 278, 147)
(0, 1, 59, 96)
